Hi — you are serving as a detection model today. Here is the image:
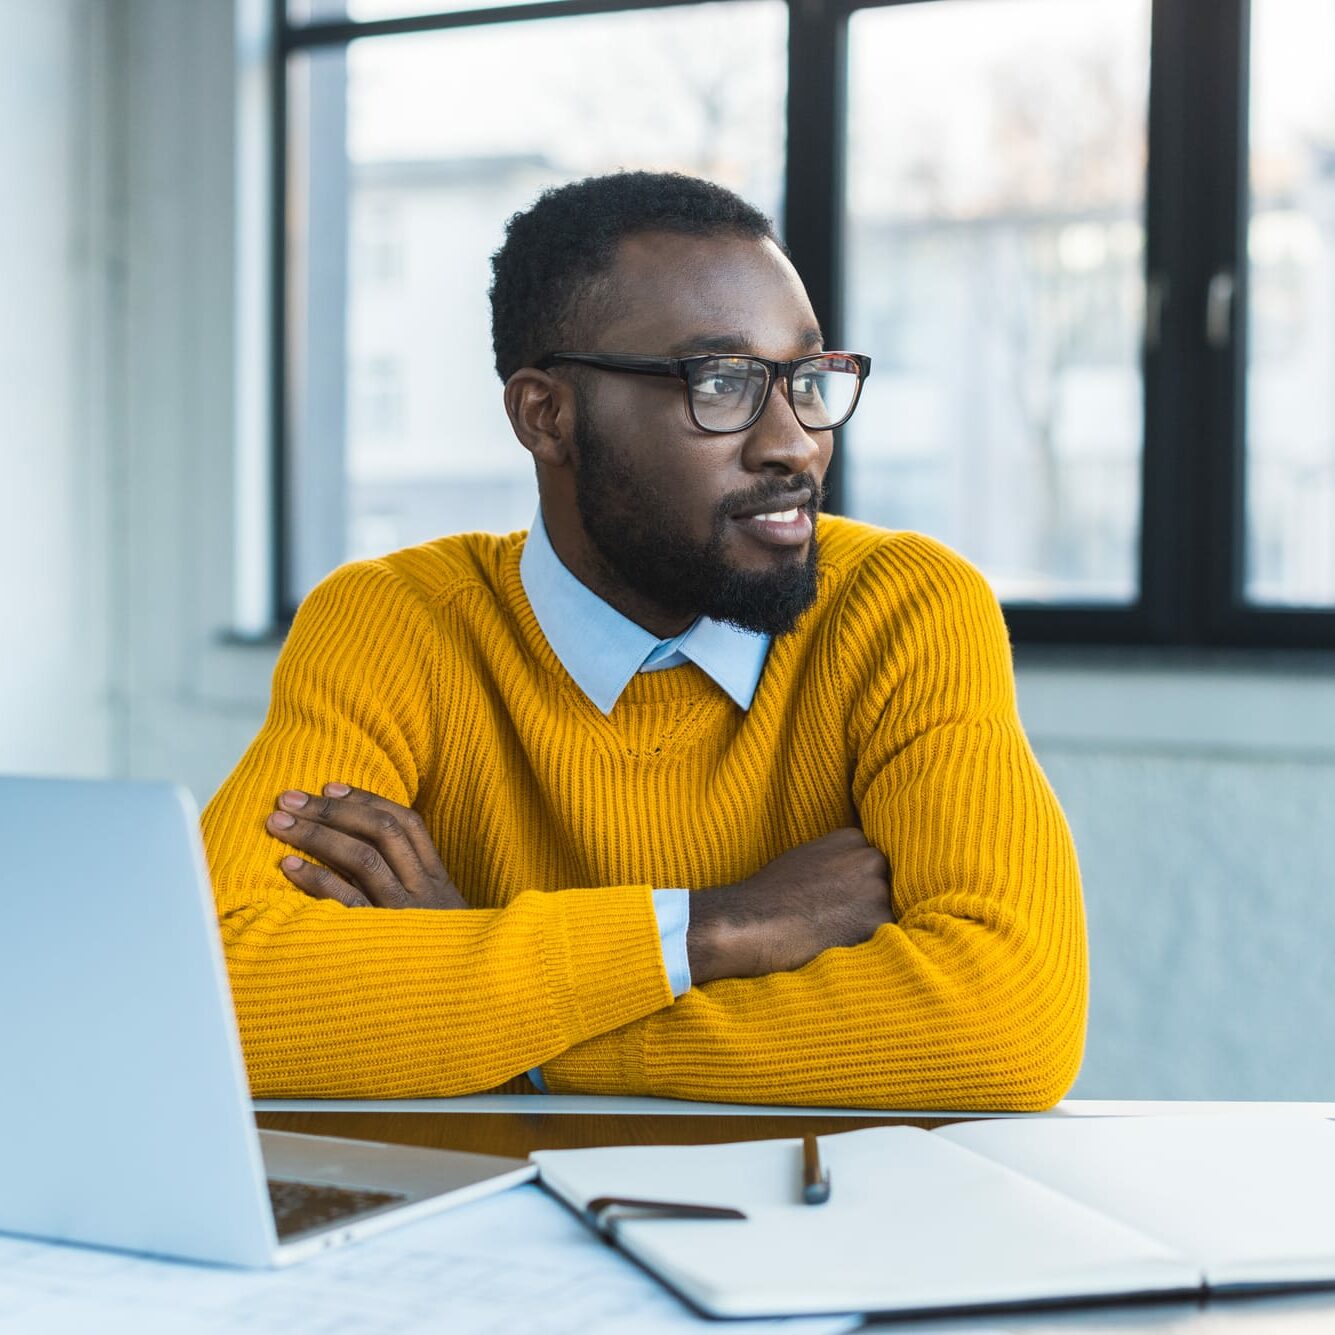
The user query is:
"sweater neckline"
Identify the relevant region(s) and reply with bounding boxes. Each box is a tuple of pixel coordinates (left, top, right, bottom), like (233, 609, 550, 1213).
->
(500, 540, 728, 707)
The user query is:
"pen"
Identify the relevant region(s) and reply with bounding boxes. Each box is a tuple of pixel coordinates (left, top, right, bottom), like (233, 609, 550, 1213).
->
(801, 1134, 831, 1205)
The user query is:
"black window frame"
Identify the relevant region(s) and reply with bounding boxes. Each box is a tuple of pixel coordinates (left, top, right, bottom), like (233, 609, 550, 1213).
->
(271, 0, 1335, 650)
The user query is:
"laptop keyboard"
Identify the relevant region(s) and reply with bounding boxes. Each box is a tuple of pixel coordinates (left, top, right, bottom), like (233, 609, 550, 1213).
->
(267, 1177, 408, 1240)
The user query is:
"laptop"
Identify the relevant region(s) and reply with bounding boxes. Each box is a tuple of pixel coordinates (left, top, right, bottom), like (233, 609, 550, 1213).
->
(0, 775, 536, 1266)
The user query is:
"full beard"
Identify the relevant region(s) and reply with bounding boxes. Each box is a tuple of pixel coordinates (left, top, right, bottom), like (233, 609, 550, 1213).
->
(571, 412, 822, 637)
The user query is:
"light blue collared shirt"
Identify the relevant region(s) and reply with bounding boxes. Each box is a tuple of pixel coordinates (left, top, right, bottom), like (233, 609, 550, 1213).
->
(519, 508, 771, 717)
(519, 509, 770, 1089)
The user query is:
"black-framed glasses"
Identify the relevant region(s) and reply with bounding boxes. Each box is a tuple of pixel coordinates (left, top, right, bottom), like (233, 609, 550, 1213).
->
(535, 351, 872, 434)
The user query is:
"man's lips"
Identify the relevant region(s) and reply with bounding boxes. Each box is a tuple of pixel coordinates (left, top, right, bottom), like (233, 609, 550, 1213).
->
(729, 490, 815, 549)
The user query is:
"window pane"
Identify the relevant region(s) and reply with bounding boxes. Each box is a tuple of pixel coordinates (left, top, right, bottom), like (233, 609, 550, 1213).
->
(1245, 0, 1335, 608)
(286, 4, 786, 598)
(844, 0, 1151, 604)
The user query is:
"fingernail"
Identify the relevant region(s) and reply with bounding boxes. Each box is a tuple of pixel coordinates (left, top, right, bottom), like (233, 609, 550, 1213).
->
(280, 790, 308, 809)
(281, 856, 303, 871)
(269, 811, 295, 829)
(324, 782, 351, 797)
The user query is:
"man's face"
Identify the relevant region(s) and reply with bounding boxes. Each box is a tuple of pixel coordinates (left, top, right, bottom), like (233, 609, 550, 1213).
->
(565, 231, 833, 637)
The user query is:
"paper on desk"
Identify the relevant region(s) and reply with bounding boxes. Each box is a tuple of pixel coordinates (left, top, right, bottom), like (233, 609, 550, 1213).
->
(0, 1184, 860, 1335)
(938, 1113, 1335, 1287)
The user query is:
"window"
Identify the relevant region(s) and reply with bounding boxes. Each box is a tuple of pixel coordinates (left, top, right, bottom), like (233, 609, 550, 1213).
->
(282, 1, 784, 602)
(351, 357, 405, 440)
(1245, 0, 1335, 608)
(357, 199, 405, 287)
(845, 0, 1151, 605)
(273, 0, 1335, 648)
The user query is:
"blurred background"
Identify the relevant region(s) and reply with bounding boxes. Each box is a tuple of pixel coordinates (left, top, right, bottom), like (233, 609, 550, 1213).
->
(1, 0, 1332, 1101)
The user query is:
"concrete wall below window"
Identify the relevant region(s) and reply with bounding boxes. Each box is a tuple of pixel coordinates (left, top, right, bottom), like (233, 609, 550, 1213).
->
(1042, 745, 1335, 1100)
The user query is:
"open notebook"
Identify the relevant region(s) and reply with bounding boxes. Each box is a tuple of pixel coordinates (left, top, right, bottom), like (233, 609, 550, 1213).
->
(532, 1114, 1335, 1319)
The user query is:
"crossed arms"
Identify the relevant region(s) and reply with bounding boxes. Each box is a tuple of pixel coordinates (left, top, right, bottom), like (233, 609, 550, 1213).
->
(202, 546, 1087, 1108)
(264, 784, 893, 987)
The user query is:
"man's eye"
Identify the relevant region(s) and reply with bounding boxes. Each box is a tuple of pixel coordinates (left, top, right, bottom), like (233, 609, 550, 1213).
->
(697, 376, 749, 398)
(793, 375, 821, 400)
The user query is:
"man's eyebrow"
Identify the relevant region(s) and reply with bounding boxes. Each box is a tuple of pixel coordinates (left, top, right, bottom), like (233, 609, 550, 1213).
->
(666, 328, 825, 357)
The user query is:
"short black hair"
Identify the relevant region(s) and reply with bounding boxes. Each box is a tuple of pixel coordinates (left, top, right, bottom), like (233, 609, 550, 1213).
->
(488, 171, 779, 382)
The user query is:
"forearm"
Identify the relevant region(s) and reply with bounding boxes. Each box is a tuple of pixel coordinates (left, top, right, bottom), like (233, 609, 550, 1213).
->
(542, 890, 1087, 1111)
(204, 692, 676, 1096)
(200, 560, 680, 1094)
(221, 884, 673, 1096)
(552, 728, 1088, 1110)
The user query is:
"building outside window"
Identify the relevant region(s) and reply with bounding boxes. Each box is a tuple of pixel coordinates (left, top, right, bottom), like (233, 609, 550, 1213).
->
(275, 0, 1335, 647)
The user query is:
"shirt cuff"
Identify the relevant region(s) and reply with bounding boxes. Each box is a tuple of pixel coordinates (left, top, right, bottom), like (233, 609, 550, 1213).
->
(651, 887, 692, 997)
(528, 887, 691, 1092)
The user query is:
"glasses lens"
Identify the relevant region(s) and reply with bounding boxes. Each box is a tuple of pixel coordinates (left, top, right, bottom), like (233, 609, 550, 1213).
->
(791, 354, 862, 428)
(689, 357, 770, 431)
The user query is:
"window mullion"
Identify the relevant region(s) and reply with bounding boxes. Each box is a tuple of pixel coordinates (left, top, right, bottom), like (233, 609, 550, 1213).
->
(1140, 0, 1198, 643)
(784, 0, 847, 513)
(272, 0, 292, 622)
(1192, 0, 1249, 645)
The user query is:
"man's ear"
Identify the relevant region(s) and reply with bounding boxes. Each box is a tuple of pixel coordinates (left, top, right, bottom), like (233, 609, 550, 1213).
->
(504, 369, 575, 469)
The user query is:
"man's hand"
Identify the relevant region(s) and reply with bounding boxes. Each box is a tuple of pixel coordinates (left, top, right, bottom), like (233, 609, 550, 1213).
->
(687, 828, 893, 984)
(266, 783, 469, 909)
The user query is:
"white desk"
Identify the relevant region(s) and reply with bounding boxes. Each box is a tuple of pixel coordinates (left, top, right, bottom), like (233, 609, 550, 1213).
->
(8, 1100, 1335, 1333)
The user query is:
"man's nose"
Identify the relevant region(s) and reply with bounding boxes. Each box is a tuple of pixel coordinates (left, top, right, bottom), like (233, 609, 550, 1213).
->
(742, 378, 824, 474)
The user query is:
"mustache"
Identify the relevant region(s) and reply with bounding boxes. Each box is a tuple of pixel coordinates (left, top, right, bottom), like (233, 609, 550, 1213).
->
(720, 476, 824, 521)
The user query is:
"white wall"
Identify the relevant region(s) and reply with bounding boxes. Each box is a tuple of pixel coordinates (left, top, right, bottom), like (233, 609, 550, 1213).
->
(1055, 746, 1335, 1100)
(1019, 671, 1335, 1099)
(7, 0, 1334, 1103)
(111, 0, 259, 794)
(0, 0, 114, 776)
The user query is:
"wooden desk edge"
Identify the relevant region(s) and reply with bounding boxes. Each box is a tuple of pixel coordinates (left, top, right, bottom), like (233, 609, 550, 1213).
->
(253, 1098, 1335, 1159)
(254, 1108, 957, 1157)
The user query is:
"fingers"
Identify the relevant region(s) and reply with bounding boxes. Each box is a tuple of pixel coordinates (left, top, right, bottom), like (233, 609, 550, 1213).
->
(824, 826, 873, 847)
(267, 805, 415, 907)
(266, 784, 470, 909)
(277, 854, 371, 908)
(287, 784, 427, 881)
(823, 826, 889, 877)
(319, 783, 445, 881)
(273, 784, 429, 891)
(286, 785, 439, 887)
(305, 784, 468, 907)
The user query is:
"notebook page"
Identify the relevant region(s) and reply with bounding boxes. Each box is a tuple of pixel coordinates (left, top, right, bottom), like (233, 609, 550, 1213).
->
(534, 1127, 1198, 1318)
(938, 1114, 1335, 1287)
(0, 1185, 859, 1334)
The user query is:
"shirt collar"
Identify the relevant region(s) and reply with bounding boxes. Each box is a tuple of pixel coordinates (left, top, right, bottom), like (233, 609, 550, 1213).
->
(519, 509, 769, 715)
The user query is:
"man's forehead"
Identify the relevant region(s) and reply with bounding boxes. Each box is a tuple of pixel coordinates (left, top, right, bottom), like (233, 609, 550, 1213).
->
(596, 230, 819, 353)
(665, 328, 824, 357)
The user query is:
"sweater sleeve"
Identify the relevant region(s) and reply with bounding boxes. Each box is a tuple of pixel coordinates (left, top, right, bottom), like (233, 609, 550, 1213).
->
(539, 537, 1088, 1111)
(201, 560, 673, 1097)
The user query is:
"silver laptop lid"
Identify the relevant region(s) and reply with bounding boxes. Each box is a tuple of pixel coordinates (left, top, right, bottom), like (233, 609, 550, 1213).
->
(0, 776, 277, 1265)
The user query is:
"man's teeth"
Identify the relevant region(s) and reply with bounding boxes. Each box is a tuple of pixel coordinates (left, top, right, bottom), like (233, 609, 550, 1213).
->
(751, 509, 799, 522)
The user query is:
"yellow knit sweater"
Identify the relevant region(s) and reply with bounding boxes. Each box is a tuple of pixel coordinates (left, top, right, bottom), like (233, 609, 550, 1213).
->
(202, 514, 1087, 1109)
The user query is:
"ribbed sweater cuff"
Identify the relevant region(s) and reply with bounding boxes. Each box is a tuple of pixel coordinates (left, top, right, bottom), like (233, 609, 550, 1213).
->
(541, 991, 653, 1097)
(543, 1029, 649, 1096)
(542, 885, 672, 1048)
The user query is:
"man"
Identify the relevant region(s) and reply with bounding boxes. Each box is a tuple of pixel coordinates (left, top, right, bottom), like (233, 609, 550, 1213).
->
(202, 171, 1087, 1108)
